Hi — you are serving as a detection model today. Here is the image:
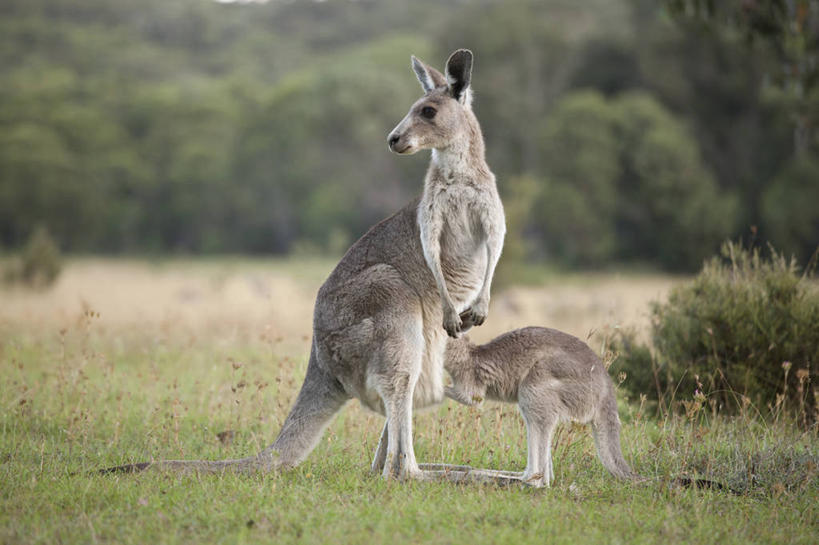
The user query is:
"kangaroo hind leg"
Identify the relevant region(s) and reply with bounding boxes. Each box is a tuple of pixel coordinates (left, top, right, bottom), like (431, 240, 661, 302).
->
(520, 412, 545, 487)
(371, 422, 388, 474)
(536, 417, 558, 487)
(374, 317, 425, 480)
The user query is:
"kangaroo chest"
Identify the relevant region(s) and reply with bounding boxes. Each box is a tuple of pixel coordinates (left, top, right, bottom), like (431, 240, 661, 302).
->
(425, 184, 489, 306)
(441, 215, 486, 302)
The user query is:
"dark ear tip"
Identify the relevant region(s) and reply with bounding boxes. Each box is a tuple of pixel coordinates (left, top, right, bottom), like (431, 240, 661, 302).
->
(449, 49, 473, 62)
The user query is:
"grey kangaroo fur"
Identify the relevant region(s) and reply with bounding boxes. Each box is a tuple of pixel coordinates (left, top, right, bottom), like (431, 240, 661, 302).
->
(444, 326, 636, 487)
(102, 49, 509, 483)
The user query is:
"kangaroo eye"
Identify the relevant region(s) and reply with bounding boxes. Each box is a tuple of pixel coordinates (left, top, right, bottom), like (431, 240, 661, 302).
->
(420, 106, 437, 120)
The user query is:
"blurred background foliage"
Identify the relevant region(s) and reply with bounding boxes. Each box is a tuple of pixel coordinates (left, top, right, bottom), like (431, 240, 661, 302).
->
(0, 0, 816, 270)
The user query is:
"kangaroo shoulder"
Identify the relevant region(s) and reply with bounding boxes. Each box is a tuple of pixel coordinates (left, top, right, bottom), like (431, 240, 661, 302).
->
(320, 198, 422, 294)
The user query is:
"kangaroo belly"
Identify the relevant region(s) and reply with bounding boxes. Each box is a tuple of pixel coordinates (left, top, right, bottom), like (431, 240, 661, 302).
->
(440, 227, 487, 309)
(413, 321, 447, 409)
(358, 318, 447, 414)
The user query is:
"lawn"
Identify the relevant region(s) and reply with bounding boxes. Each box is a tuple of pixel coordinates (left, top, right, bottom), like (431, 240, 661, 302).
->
(1, 259, 816, 544)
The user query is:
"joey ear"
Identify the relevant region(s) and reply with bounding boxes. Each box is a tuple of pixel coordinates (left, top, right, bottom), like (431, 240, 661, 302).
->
(444, 49, 473, 104)
(411, 55, 446, 94)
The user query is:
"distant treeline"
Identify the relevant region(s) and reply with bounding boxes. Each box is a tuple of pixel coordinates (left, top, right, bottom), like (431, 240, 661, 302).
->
(0, 0, 816, 269)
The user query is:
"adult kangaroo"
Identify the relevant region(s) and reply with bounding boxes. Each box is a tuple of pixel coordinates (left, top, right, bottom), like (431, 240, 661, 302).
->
(104, 49, 507, 482)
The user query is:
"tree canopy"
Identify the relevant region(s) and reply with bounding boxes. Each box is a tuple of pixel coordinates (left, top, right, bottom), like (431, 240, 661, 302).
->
(0, 0, 815, 268)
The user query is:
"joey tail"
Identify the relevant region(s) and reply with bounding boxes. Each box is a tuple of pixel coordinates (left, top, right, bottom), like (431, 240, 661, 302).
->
(591, 389, 637, 480)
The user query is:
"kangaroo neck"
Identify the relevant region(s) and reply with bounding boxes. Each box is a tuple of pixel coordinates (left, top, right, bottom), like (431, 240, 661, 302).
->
(428, 125, 492, 186)
(471, 342, 511, 388)
(469, 343, 490, 384)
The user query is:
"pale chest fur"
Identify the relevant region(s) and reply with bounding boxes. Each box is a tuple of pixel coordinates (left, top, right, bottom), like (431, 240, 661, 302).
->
(419, 179, 499, 308)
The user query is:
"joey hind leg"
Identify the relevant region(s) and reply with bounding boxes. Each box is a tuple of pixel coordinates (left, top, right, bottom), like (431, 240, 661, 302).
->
(536, 419, 558, 487)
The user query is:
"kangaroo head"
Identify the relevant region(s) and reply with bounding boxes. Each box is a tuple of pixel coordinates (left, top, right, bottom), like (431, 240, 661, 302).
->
(443, 334, 473, 375)
(388, 49, 474, 155)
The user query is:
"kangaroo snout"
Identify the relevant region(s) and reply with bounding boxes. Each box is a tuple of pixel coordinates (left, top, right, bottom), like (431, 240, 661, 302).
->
(388, 118, 416, 154)
(388, 132, 401, 151)
(388, 131, 414, 154)
(388, 132, 414, 154)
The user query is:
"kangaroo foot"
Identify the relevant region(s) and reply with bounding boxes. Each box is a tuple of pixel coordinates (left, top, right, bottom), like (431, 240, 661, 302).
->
(418, 463, 474, 472)
(521, 471, 547, 488)
(381, 452, 422, 481)
(418, 466, 527, 486)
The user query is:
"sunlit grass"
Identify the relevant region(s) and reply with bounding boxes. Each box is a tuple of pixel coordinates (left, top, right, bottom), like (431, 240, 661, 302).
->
(1, 259, 816, 544)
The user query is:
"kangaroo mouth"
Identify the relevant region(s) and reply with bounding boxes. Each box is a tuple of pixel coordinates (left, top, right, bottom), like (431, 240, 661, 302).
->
(390, 141, 418, 155)
(393, 144, 414, 154)
(388, 135, 416, 155)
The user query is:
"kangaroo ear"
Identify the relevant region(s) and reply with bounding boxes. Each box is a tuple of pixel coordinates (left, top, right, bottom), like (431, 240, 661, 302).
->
(411, 55, 446, 94)
(444, 49, 473, 104)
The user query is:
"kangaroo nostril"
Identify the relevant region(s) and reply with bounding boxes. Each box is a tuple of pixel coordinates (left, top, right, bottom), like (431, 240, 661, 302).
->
(388, 134, 400, 148)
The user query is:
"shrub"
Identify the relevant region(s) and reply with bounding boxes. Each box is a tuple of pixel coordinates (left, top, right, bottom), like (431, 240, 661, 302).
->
(3, 226, 63, 289)
(606, 327, 658, 403)
(616, 241, 818, 423)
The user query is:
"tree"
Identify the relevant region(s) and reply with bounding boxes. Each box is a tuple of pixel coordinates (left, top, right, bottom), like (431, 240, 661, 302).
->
(664, 0, 819, 153)
(532, 91, 620, 265)
(524, 90, 738, 270)
(613, 93, 739, 269)
(762, 156, 819, 262)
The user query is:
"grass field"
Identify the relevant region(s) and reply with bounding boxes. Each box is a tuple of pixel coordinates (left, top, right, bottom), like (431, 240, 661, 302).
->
(1, 259, 816, 544)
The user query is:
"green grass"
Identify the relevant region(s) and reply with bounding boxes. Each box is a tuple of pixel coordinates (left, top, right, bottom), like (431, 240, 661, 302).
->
(1, 274, 817, 544)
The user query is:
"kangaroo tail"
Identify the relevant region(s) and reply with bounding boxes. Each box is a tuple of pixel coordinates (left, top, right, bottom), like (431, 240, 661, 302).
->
(98, 340, 347, 476)
(96, 455, 275, 476)
(591, 386, 636, 480)
(260, 341, 348, 466)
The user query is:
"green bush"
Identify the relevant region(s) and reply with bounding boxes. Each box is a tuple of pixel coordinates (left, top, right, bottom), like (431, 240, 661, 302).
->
(607, 327, 657, 403)
(616, 241, 818, 422)
(3, 226, 63, 289)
